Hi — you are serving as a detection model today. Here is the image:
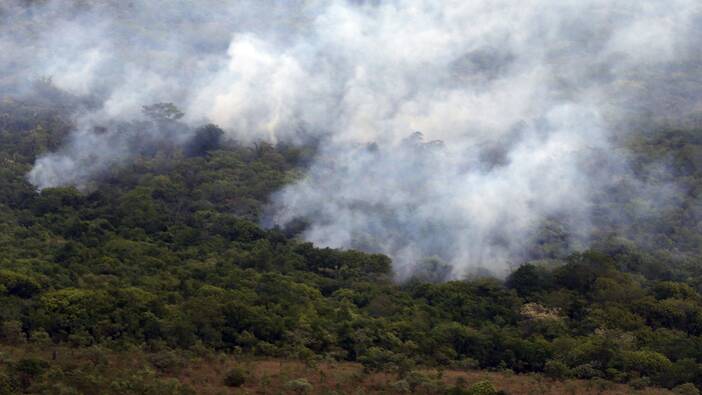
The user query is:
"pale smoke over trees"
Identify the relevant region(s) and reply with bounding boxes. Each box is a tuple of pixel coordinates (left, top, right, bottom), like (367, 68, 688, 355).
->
(1, 0, 701, 278)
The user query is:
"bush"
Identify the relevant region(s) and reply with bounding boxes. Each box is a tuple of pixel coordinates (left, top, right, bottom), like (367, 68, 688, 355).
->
(11, 358, 49, 390)
(84, 346, 109, 367)
(0, 270, 41, 298)
(29, 329, 51, 345)
(67, 331, 93, 347)
(0, 372, 16, 394)
(452, 357, 480, 370)
(254, 341, 279, 356)
(605, 368, 626, 383)
(589, 377, 614, 392)
(662, 358, 701, 388)
(405, 371, 431, 391)
(404, 371, 444, 392)
(467, 380, 497, 395)
(621, 350, 672, 378)
(285, 378, 313, 394)
(223, 367, 247, 387)
(571, 363, 603, 379)
(544, 360, 570, 379)
(148, 350, 186, 374)
(109, 370, 195, 395)
(1, 320, 25, 344)
(358, 346, 400, 372)
(391, 379, 410, 393)
(14, 358, 49, 377)
(674, 383, 701, 395)
(629, 377, 651, 390)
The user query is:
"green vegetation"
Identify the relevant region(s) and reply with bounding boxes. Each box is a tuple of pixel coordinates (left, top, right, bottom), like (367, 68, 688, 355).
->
(1, 96, 702, 394)
(223, 366, 247, 387)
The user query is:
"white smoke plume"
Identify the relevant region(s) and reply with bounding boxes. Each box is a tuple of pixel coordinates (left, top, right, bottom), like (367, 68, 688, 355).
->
(1, 0, 701, 278)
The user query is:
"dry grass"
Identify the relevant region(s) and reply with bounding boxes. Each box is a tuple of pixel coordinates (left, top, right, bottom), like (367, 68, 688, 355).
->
(0, 345, 673, 394)
(176, 357, 672, 394)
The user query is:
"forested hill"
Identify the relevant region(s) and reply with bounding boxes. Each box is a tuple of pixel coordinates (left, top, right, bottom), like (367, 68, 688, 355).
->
(1, 95, 702, 394)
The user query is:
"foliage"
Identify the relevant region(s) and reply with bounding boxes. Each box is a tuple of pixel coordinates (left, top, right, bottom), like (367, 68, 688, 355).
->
(285, 378, 313, 394)
(147, 350, 186, 374)
(543, 360, 570, 379)
(223, 367, 247, 387)
(466, 380, 497, 395)
(674, 383, 701, 395)
(1, 95, 702, 392)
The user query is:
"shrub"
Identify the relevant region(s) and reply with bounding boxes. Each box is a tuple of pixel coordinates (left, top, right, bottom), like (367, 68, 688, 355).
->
(452, 357, 480, 370)
(254, 341, 278, 356)
(590, 377, 614, 392)
(11, 358, 49, 390)
(605, 368, 626, 383)
(391, 379, 410, 393)
(67, 331, 93, 347)
(148, 350, 186, 374)
(0, 270, 41, 298)
(402, 370, 445, 392)
(662, 358, 701, 388)
(405, 371, 431, 391)
(14, 358, 49, 377)
(223, 367, 247, 387)
(358, 346, 399, 372)
(83, 346, 110, 368)
(0, 372, 16, 394)
(674, 383, 701, 395)
(1, 320, 25, 344)
(571, 363, 603, 379)
(109, 370, 195, 395)
(544, 360, 570, 379)
(467, 380, 497, 395)
(621, 350, 673, 378)
(285, 378, 313, 394)
(29, 329, 51, 345)
(629, 377, 651, 390)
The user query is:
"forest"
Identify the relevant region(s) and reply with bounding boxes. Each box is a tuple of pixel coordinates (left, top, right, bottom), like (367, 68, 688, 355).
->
(2, 1, 702, 394)
(0, 85, 701, 394)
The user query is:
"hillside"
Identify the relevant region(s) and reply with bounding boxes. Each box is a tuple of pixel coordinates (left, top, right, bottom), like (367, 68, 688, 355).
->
(2, 1, 702, 393)
(0, 95, 701, 394)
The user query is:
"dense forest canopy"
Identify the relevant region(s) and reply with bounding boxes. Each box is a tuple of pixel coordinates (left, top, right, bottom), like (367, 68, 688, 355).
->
(0, 88, 702, 393)
(1, 0, 702, 394)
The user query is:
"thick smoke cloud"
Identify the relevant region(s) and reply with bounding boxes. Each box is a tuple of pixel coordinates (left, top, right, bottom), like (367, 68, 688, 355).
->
(1, 0, 701, 278)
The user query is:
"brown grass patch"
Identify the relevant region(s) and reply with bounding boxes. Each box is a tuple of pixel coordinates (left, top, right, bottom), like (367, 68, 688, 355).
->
(0, 345, 673, 394)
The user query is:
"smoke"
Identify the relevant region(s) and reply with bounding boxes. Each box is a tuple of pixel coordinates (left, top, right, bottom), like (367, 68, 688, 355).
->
(2, 0, 701, 278)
